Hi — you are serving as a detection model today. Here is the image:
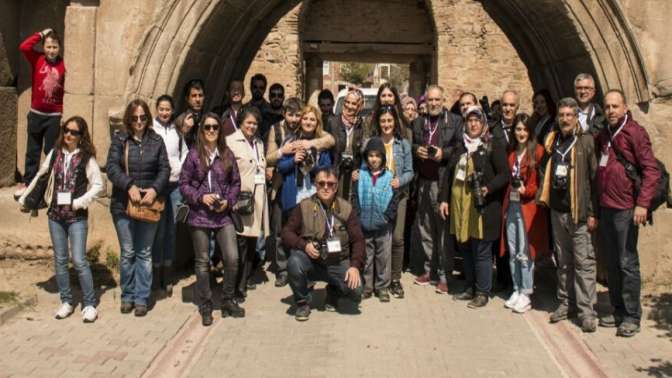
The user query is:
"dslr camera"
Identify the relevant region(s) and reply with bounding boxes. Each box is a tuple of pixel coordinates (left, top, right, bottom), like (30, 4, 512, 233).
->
(312, 240, 329, 261)
(340, 154, 354, 171)
(511, 176, 523, 189)
(467, 171, 487, 213)
(426, 145, 438, 158)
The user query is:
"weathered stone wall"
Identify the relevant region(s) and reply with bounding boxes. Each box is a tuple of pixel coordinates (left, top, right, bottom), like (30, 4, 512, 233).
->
(430, 0, 533, 111)
(245, 0, 533, 110)
(243, 4, 303, 102)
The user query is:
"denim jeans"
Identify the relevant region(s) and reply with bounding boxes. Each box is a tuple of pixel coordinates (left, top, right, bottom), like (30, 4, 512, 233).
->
(152, 184, 182, 267)
(113, 214, 159, 306)
(600, 207, 641, 325)
(48, 218, 96, 307)
(287, 250, 363, 305)
(459, 239, 494, 295)
(506, 202, 534, 294)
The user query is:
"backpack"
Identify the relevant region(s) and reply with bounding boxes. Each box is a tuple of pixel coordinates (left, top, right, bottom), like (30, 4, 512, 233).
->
(612, 142, 670, 213)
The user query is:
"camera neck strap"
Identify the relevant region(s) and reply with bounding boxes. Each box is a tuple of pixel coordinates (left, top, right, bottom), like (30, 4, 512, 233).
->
(607, 114, 628, 150)
(554, 134, 577, 162)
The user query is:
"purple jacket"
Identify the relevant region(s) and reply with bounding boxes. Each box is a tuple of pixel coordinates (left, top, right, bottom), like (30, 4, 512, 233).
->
(179, 148, 241, 228)
(596, 112, 661, 210)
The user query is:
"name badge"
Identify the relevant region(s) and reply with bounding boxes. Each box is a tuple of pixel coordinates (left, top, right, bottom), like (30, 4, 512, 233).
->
(57, 192, 72, 206)
(509, 190, 520, 202)
(327, 238, 342, 254)
(455, 168, 466, 182)
(555, 163, 568, 178)
(599, 153, 609, 167)
(254, 173, 266, 185)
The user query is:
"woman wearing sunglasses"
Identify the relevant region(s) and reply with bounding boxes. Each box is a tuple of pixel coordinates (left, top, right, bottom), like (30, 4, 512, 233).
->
(106, 99, 170, 317)
(180, 113, 244, 326)
(19, 116, 103, 322)
(278, 105, 332, 216)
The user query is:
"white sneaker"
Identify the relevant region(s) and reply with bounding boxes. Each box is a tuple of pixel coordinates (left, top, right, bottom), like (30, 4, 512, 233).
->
(81, 306, 98, 323)
(513, 294, 532, 313)
(504, 291, 520, 309)
(54, 303, 74, 319)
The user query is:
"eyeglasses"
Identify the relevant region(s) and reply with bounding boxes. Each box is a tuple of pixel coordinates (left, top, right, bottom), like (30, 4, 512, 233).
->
(131, 115, 148, 123)
(270, 92, 284, 99)
(203, 124, 220, 132)
(316, 181, 337, 189)
(63, 128, 82, 137)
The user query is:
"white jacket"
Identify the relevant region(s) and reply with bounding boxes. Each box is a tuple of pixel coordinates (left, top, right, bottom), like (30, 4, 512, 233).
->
(153, 118, 188, 183)
(19, 149, 104, 211)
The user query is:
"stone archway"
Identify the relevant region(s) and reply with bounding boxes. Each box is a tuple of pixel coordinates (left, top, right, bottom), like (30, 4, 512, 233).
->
(124, 0, 650, 110)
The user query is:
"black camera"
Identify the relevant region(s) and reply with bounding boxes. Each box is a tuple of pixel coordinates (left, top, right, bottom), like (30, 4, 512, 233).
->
(426, 145, 438, 157)
(191, 111, 201, 128)
(512, 177, 523, 189)
(467, 171, 487, 213)
(552, 175, 568, 191)
(312, 240, 329, 261)
(340, 155, 354, 171)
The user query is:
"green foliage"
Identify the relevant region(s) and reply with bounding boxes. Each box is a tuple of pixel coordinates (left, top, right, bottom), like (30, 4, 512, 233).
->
(105, 248, 120, 273)
(86, 241, 102, 264)
(340, 62, 375, 85)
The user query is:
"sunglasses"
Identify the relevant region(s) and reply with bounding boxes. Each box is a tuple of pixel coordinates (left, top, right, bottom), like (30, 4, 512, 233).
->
(316, 181, 337, 189)
(270, 92, 284, 99)
(203, 124, 220, 132)
(63, 128, 82, 137)
(131, 115, 148, 123)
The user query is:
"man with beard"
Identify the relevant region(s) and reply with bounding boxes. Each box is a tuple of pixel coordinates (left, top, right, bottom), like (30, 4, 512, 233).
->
(174, 79, 205, 148)
(318, 89, 336, 132)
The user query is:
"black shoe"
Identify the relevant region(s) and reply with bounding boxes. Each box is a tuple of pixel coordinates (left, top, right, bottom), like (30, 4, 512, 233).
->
(275, 273, 288, 287)
(162, 266, 174, 297)
(390, 280, 405, 299)
(324, 291, 338, 312)
(453, 289, 475, 301)
(295, 303, 311, 321)
(200, 307, 213, 327)
(134, 304, 148, 317)
(616, 322, 640, 337)
(376, 288, 391, 303)
(221, 299, 245, 318)
(467, 294, 488, 309)
(120, 302, 134, 314)
(549, 306, 569, 323)
(362, 290, 373, 300)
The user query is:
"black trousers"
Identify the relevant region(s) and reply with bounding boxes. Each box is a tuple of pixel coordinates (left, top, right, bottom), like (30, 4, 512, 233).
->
(24, 111, 60, 184)
(191, 225, 238, 309)
(236, 235, 258, 296)
(600, 208, 641, 324)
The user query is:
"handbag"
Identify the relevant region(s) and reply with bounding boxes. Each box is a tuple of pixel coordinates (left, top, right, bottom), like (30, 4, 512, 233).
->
(23, 151, 58, 210)
(124, 141, 165, 223)
(230, 211, 244, 233)
(234, 185, 257, 215)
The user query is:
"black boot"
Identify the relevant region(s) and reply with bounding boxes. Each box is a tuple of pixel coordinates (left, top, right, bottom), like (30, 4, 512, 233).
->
(200, 303, 213, 326)
(151, 266, 160, 291)
(221, 299, 245, 318)
(162, 265, 174, 297)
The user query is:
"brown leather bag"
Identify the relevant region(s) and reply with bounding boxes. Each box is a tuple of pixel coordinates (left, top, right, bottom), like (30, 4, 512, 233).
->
(124, 141, 165, 223)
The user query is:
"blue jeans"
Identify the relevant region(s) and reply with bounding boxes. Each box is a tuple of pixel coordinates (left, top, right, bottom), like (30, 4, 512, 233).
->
(48, 218, 96, 307)
(152, 185, 182, 267)
(458, 239, 494, 295)
(113, 214, 158, 306)
(287, 250, 363, 305)
(506, 202, 534, 294)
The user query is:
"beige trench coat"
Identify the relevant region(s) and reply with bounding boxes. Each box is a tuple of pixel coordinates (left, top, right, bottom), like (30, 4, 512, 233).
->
(226, 130, 270, 237)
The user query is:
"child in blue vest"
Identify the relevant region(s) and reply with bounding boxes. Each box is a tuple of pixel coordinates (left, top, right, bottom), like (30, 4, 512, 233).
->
(354, 137, 399, 302)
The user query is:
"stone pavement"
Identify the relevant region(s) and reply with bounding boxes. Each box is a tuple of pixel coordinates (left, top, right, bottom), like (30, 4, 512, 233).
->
(1, 264, 670, 378)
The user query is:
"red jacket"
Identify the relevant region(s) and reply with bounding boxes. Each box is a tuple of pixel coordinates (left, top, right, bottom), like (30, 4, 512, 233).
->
(596, 112, 660, 210)
(500, 144, 549, 259)
(20, 32, 65, 114)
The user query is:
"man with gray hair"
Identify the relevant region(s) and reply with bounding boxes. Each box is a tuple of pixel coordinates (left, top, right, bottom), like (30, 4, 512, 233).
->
(574, 73, 606, 135)
(537, 97, 599, 333)
(411, 85, 463, 294)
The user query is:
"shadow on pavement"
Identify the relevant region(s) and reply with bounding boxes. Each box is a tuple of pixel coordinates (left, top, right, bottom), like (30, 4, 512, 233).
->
(36, 258, 117, 308)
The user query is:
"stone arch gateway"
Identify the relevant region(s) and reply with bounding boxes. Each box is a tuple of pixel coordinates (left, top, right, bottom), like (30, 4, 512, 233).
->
(124, 0, 649, 108)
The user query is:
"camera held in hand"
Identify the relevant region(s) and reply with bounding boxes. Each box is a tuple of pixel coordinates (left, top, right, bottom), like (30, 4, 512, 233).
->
(512, 176, 523, 189)
(340, 155, 354, 171)
(467, 171, 487, 213)
(190, 111, 201, 128)
(426, 145, 438, 158)
(312, 240, 329, 261)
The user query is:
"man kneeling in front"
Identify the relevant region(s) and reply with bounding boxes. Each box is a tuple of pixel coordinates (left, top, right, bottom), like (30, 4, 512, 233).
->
(281, 167, 364, 321)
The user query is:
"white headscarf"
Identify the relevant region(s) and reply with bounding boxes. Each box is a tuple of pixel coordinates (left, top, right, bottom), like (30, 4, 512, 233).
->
(462, 105, 489, 153)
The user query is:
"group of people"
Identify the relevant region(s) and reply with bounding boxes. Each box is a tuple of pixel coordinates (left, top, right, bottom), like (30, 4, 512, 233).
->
(15, 28, 663, 338)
